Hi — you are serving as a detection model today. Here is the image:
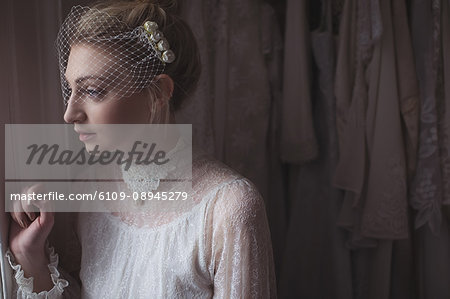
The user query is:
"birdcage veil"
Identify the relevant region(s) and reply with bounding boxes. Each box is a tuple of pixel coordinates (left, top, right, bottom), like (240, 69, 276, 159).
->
(56, 5, 175, 105)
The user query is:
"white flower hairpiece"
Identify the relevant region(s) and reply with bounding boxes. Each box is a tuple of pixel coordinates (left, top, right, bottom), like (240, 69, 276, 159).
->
(143, 21, 176, 63)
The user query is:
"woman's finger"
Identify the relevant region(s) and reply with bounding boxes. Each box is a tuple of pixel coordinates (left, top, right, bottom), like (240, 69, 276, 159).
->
(24, 184, 54, 229)
(21, 197, 37, 222)
(11, 199, 30, 229)
(25, 184, 55, 233)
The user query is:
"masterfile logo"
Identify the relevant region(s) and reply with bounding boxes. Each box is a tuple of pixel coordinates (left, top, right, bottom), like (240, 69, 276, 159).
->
(5, 124, 193, 213)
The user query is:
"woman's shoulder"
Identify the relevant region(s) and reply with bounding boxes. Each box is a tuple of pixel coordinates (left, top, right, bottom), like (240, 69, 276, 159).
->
(192, 153, 241, 183)
(192, 154, 265, 222)
(192, 153, 254, 194)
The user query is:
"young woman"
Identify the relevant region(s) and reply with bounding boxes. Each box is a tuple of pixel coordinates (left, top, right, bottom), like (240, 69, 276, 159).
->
(7, 0, 277, 298)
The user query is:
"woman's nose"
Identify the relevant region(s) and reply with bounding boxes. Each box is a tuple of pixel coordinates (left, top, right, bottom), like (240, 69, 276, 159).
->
(64, 98, 87, 123)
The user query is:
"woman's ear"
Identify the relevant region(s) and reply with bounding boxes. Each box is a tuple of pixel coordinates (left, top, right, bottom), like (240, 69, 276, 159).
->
(154, 74, 174, 102)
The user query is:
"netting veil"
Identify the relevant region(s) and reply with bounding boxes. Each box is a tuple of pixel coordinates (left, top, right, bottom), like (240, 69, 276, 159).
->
(56, 5, 175, 104)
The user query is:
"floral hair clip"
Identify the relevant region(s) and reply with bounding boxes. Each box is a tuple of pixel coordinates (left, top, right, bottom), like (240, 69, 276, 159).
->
(143, 21, 176, 63)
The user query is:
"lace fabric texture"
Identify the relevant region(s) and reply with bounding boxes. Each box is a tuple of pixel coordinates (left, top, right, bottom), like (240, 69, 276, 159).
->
(7, 154, 277, 298)
(5, 244, 69, 298)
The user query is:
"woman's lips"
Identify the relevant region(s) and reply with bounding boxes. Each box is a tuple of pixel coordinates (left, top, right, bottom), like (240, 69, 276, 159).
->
(79, 133, 96, 141)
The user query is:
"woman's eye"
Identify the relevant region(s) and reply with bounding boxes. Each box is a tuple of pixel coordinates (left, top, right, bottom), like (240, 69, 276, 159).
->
(81, 87, 107, 100)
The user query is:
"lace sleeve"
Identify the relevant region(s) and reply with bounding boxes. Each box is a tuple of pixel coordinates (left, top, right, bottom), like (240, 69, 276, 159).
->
(5, 243, 80, 299)
(206, 179, 277, 298)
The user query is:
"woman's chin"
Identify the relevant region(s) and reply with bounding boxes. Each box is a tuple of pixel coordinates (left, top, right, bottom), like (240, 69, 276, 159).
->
(84, 142, 103, 154)
(83, 141, 119, 154)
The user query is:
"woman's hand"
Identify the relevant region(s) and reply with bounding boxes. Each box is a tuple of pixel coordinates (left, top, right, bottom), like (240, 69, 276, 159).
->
(9, 184, 56, 292)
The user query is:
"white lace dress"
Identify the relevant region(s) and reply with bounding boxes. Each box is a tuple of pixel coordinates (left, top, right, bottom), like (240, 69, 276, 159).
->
(6, 155, 277, 298)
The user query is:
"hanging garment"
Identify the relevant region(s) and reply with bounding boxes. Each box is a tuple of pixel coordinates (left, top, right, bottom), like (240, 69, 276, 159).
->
(260, 1, 288, 279)
(278, 1, 352, 297)
(334, 0, 419, 242)
(410, 0, 450, 298)
(333, 0, 375, 247)
(280, 0, 318, 164)
(441, 0, 450, 210)
(335, 1, 419, 298)
(409, 0, 446, 234)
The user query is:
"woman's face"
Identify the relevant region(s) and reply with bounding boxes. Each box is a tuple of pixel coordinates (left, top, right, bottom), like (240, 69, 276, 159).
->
(64, 44, 158, 151)
(63, 43, 152, 125)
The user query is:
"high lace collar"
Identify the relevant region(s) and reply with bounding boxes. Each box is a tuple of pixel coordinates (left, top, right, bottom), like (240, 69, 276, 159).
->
(120, 137, 189, 194)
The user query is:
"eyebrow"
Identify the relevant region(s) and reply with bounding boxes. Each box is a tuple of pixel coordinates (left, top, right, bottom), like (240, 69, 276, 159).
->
(64, 75, 109, 84)
(76, 75, 109, 83)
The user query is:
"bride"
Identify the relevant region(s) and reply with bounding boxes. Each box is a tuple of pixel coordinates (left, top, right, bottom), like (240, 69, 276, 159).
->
(6, 0, 276, 298)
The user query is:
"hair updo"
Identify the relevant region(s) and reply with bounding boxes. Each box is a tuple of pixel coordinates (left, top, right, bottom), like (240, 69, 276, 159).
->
(75, 0, 201, 111)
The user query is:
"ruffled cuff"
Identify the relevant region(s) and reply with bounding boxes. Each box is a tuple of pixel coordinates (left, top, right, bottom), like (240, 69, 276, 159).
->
(6, 246, 69, 299)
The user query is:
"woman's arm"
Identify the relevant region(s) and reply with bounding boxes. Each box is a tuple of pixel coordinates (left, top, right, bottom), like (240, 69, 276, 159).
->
(9, 210, 55, 293)
(207, 179, 277, 298)
(8, 185, 79, 298)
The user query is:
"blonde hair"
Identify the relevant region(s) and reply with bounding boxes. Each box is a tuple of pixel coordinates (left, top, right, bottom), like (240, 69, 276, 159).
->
(76, 0, 201, 112)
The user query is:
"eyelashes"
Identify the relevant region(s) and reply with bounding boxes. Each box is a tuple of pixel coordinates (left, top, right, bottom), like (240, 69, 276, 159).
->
(66, 86, 108, 102)
(80, 87, 107, 100)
